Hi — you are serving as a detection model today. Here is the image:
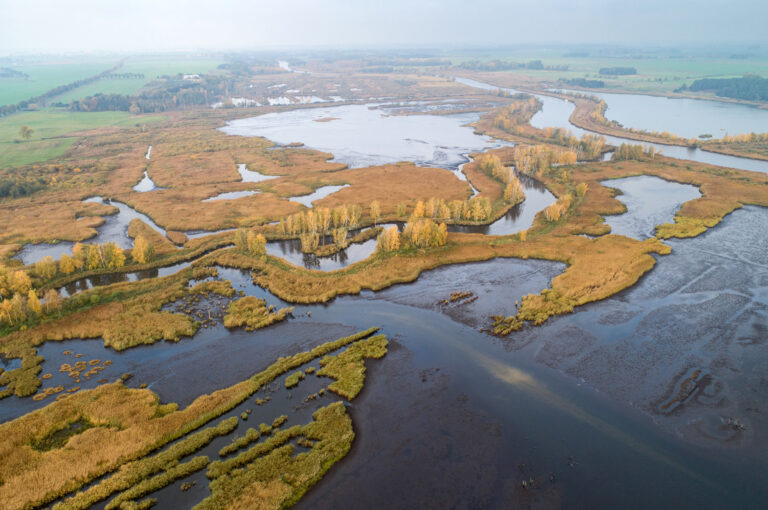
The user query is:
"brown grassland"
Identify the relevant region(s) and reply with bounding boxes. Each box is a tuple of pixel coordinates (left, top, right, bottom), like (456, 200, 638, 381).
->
(0, 327, 383, 510)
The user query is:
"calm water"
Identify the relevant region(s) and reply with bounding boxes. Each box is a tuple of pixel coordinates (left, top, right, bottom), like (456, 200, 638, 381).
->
(220, 103, 506, 171)
(455, 77, 768, 174)
(601, 175, 701, 239)
(7, 206, 767, 508)
(559, 88, 768, 139)
(16, 197, 167, 265)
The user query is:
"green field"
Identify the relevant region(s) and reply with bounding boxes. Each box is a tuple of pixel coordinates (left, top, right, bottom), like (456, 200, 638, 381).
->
(447, 48, 768, 94)
(0, 60, 116, 106)
(52, 57, 226, 103)
(0, 109, 164, 168)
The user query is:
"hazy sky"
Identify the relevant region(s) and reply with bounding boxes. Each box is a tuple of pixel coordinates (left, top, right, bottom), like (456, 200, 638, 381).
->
(1, 0, 766, 54)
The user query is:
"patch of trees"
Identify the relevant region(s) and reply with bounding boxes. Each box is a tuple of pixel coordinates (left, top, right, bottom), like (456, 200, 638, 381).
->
(70, 74, 236, 113)
(611, 143, 658, 161)
(0, 162, 104, 198)
(102, 72, 145, 79)
(456, 60, 567, 72)
(599, 67, 637, 76)
(561, 78, 605, 88)
(0, 67, 29, 79)
(0, 176, 47, 199)
(682, 75, 768, 101)
(457, 60, 521, 71)
(364, 58, 450, 67)
(0, 266, 60, 327)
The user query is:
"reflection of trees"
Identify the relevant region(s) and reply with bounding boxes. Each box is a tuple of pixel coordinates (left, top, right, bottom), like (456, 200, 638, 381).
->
(302, 253, 320, 270)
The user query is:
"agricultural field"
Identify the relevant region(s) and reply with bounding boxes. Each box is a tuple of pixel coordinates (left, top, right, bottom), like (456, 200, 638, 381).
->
(0, 59, 116, 106)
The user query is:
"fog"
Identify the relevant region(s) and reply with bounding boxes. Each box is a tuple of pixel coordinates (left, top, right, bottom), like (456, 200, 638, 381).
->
(0, 0, 766, 54)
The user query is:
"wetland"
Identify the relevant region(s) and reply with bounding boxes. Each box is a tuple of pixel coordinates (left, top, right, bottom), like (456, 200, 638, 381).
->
(1, 49, 768, 510)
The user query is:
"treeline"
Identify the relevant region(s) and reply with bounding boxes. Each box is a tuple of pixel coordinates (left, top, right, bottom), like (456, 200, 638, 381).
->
(377, 219, 447, 253)
(70, 74, 235, 113)
(682, 75, 768, 101)
(102, 72, 145, 79)
(0, 176, 47, 199)
(478, 154, 525, 204)
(492, 96, 542, 131)
(0, 265, 60, 327)
(0, 61, 123, 115)
(364, 58, 450, 67)
(561, 78, 605, 88)
(0, 162, 104, 198)
(611, 143, 658, 161)
(599, 67, 637, 76)
(457, 60, 568, 71)
(0, 67, 29, 79)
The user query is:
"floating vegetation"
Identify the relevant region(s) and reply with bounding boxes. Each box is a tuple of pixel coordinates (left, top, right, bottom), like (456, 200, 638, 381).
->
(440, 291, 477, 305)
(189, 279, 236, 297)
(223, 296, 293, 331)
(317, 333, 388, 399)
(198, 402, 354, 509)
(285, 370, 305, 388)
(0, 328, 384, 509)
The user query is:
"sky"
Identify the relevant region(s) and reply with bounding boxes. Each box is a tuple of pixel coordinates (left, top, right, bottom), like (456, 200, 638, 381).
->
(1, 0, 766, 54)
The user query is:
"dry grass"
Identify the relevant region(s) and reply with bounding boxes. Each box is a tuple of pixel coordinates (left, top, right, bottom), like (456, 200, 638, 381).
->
(222, 296, 293, 331)
(317, 334, 388, 400)
(0, 328, 381, 510)
(197, 401, 354, 510)
(126, 218, 176, 256)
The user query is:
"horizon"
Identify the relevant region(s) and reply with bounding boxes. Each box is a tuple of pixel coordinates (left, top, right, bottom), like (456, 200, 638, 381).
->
(1, 0, 767, 55)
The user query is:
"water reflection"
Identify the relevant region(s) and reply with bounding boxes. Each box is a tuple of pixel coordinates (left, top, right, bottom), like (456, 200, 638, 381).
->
(455, 77, 768, 174)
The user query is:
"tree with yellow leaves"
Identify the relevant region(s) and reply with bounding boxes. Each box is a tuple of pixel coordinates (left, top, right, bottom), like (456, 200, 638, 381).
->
(246, 231, 267, 257)
(377, 225, 400, 252)
(8, 270, 32, 296)
(504, 176, 525, 203)
(103, 242, 125, 269)
(413, 201, 425, 218)
(35, 256, 57, 280)
(27, 289, 42, 316)
(44, 288, 60, 313)
(370, 200, 381, 225)
(132, 236, 154, 264)
(59, 254, 76, 275)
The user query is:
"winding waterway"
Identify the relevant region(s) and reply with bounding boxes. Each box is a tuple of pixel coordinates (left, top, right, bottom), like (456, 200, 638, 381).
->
(5, 205, 766, 508)
(455, 77, 768, 174)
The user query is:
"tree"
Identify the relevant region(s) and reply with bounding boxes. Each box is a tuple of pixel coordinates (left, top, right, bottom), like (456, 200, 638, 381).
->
(8, 270, 31, 295)
(18, 125, 33, 140)
(504, 176, 525, 203)
(332, 228, 348, 249)
(234, 229, 248, 252)
(396, 202, 407, 218)
(103, 242, 125, 269)
(72, 242, 87, 265)
(87, 245, 102, 270)
(27, 290, 42, 316)
(246, 231, 266, 256)
(132, 236, 154, 264)
(59, 254, 76, 275)
(44, 288, 60, 313)
(413, 201, 425, 218)
(35, 256, 57, 280)
(369, 200, 381, 225)
(377, 226, 400, 252)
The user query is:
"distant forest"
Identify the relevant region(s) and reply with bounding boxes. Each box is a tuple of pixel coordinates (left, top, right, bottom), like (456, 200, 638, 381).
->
(598, 67, 637, 76)
(682, 75, 768, 101)
(561, 78, 605, 88)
